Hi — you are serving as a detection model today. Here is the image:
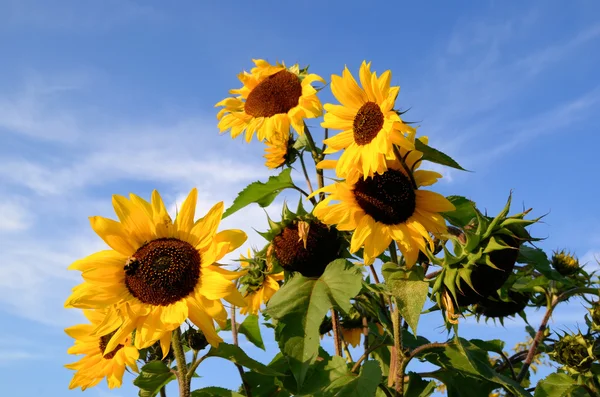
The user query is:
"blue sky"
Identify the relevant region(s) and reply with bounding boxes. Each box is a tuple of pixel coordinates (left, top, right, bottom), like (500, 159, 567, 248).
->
(1, 0, 599, 395)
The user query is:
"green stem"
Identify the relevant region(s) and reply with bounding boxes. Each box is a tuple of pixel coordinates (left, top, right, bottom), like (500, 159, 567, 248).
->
(231, 305, 253, 397)
(171, 328, 190, 397)
(292, 185, 316, 205)
(392, 306, 403, 397)
(303, 122, 325, 200)
(298, 153, 315, 194)
(331, 309, 343, 357)
(389, 241, 399, 265)
(392, 145, 417, 190)
(160, 386, 167, 397)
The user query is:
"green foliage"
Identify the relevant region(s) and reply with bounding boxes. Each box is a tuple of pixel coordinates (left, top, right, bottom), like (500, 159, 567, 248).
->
(382, 263, 429, 334)
(414, 139, 467, 171)
(205, 343, 284, 376)
(134, 361, 175, 397)
(442, 195, 477, 228)
(533, 373, 578, 397)
(223, 168, 294, 218)
(266, 259, 363, 387)
(238, 314, 266, 350)
(404, 372, 437, 397)
(192, 387, 245, 397)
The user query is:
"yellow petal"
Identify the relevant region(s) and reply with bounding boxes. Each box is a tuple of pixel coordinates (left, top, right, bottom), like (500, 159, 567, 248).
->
(89, 216, 136, 256)
(416, 190, 456, 213)
(175, 188, 198, 236)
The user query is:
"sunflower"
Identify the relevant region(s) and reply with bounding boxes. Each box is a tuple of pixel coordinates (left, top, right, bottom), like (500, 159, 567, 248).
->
(64, 188, 247, 354)
(216, 59, 324, 143)
(65, 309, 139, 390)
(312, 134, 455, 267)
(263, 130, 292, 169)
(321, 61, 415, 181)
(238, 249, 284, 315)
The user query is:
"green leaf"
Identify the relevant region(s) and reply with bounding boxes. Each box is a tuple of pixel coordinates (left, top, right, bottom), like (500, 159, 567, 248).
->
(205, 342, 284, 376)
(383, 265, 429, 335)
(266, 259, 363, 387)
(404, 372, 437, 397)
(333, 360, 382, 397)
(469, 339, 505, 356)
(414, 139, 467, 171)
(134, 361, 175, 397)
(442, 195, 477, 227)
(192, 387, 245, 397)
(429, 370, 496, 397)
(238, 314, 265, 350)
(223, 168, 294, 218)
(518, 246, 564, 280)
(533, 373, 577, 397)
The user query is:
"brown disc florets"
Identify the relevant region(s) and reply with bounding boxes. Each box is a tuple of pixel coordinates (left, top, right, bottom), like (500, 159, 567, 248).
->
(124, 238, 200, 306)
(272, 221, 340, 278)
(244, 70, 302, 118)
(353, 169, 416, 225)
(353, 101, 384, 145)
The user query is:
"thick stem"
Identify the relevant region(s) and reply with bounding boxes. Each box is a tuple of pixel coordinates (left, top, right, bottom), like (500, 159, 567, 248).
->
(369, 265, 382, 284)
(231, 306, 253, 397)
(516, 296, 557, 382)
(392, 306, 403, 397)
(331, 309, 343, 356)
(303, 122, 325, 200)
(362, 317, 369, 361)
(392, 145, 417, 190)
(389, 241, 399, 265)
(171, 328, 190, 397)
(351, 340, 387, 373)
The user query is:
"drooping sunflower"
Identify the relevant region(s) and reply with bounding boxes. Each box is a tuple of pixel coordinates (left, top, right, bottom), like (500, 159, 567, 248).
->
(65, 188, 247, 354)
(312, 134, 454, 267)
(216, 59, 324, 143)
(65, 309, 139, 391)
(263, 130, 292, 169)
(238, 249, 284, 315)
(321, 61, 415, 180)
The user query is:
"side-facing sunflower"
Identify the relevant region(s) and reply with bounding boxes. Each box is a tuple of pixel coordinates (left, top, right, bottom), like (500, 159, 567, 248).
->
(263, 130, 293, 169)
(238, 249, 284, 315)
(216, 59, 324, 143)
(65, 309, 139, 390)
(312, 134, 454, 267)
(65, 188, 247, 354)
(321, 61, 415, 180)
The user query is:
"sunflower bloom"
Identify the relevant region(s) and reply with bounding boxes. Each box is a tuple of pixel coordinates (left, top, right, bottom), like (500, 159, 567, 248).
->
(238, 250, 284, 315)
(65, 188, 247, 354)
(312, 134, 455, 267)
(341, 327, 363, 348)
(65, 309, 139, 390)
(216, 59, 324, 143)
(263, 130, 291, 169)
(321, 61, 415, 180)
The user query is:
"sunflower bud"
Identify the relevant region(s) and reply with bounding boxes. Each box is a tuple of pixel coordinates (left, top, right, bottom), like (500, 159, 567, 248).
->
(551, 250, 580, 276)
(188, 329, 209, 351)
(551, 332, 597, 374)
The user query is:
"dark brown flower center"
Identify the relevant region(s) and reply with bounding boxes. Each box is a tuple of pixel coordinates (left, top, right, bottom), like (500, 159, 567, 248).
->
(272, 221, 340, 278)
(353, 101, 384, 145)
(353, 169, 416, 225)
(124, 238, 200, 306)
(244, 70, 302, 118)
(98, 331, 123, 360)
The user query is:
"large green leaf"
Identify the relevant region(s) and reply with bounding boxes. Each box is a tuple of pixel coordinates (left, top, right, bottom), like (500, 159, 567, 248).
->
(518, 246, 564, 280)
(191, 388, 245, 397)
(205, 342, 284, 376)
(266, 259, 363, 387)
(533, 373, 577, 397)
(223, 168, 294, 218)
(332, 360, 382, 397)
(134, 361, 175, 397)
(238, 314, 265, 350)
(382, 264, 429, 335)
(443, 195, 477, 227)
(404, 372, 437, 397)
(430, 370, 496, 397)
(414, 139, 467, 171)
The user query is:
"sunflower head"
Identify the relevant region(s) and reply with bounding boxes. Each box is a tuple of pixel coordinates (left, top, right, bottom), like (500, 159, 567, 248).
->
(64, 188, 248, 353)
(431, 194, 541, 322)
(65, 309, 139, 390)
(321, 61, 416, 181)
(263, 130, 297, 169)
(473, 290, 530, 321)
(237, 248, 284, 315)
(319, 316, 333, 336)
(551, 332, 597, 374)
(260, 200, 343, 279)
(551, 250, 580, 276)
(216, 59, 324, 143)
(187, 328, 209, 352)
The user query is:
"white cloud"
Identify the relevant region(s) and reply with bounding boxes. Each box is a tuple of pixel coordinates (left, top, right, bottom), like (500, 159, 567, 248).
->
(0, 197, 32, 231)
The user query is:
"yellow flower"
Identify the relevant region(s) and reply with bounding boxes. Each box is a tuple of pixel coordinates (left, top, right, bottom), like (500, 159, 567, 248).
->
(65, 309, 139, 391)
(263, 130, 291, 169)
(321, 61, 415, 181)
(238, 250, 284, 315)
(341, 327, 363, 348)
(65, 188, 247, 354)
(312, 134, 454, 267)
(216, 59, 324, 143)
